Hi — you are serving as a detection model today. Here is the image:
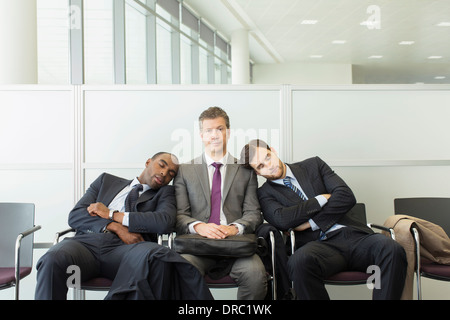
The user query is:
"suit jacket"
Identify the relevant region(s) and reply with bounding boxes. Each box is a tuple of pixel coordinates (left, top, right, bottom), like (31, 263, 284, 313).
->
(258, 157, 372, 244)
(68, 173, 176, 242)
(174, 154, 262, 234)
(383, 214, 450, 299)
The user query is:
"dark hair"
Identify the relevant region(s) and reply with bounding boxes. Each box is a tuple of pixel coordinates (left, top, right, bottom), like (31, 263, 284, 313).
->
(239, 139, 271, 169)
(198, 106, 230, 130)
(151, 152, 179, 165)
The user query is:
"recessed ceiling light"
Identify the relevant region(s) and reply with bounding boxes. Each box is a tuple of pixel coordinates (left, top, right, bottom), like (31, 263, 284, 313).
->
(301, 20, 318, 25)
(434, 76, 446, 79)
(436, 22, 450, 27)
(428, 56, 443, 59)
(368, 55, 383, 59)
(399, 41, 415, 45)
(309, 55, 323, 58)
(332, 40, 347, 44)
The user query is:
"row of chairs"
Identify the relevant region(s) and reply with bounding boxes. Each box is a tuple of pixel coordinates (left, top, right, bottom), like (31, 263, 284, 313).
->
(53, 229, 276, 300)
(1, 198, 449, 299)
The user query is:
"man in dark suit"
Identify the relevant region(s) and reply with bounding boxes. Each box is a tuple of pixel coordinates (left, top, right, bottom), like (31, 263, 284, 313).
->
(174, 107, 267, 300)
(240, 139, 407, 300)
(35, 152, 213, 300)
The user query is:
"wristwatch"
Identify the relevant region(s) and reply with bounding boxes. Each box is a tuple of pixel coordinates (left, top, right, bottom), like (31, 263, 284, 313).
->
(109, 209, 119, 220)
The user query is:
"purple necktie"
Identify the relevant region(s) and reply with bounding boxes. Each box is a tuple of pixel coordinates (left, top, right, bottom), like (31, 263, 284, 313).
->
(209, 162, 222, 225)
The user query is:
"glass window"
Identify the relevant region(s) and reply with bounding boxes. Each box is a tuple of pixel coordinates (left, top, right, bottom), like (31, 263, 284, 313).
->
(156, 19, 172, 84)
(155, 6, 172, 84)
(180, 34, 192, 84)
(37, 0, 70, 84)
(125, 3, 147, 84)
(36, 0, 232, 85)
(84, 0, 113, 84)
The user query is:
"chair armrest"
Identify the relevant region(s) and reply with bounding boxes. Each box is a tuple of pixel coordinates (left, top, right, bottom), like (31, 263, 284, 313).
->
(368, 223, 396, 240)
(20, 225, 42, 238)
(168, 232, 174, 249)
(157, 233, 174, 247)
(289, 229, 296, 254)
(157, 234, 162, 245)
(54, 228, 75, 244)
(269, 230, 277, 300)
(15, 225, 41, 300)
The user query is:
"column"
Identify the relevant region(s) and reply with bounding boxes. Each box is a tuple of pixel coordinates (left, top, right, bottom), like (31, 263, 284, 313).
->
(0, 0, 38, 84)
(231, 29, 250, 84)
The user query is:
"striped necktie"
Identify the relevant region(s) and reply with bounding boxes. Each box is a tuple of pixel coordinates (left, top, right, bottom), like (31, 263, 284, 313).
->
(283, 176, 307, 200)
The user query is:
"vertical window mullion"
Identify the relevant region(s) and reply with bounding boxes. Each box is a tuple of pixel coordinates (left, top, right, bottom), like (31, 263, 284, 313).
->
(113, 0, 126, 84)
(146, 0, 157, 84)
(69, 0, 84, 85)
(171, 16, 180, 84)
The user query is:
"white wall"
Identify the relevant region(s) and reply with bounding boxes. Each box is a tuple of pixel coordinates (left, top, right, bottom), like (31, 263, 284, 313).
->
(252, 63, 353, 84)
(0, 84, 449, 300)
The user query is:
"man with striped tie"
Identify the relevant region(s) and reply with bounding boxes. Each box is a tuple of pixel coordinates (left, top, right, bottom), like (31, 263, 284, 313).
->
(240, 139, 407, 300)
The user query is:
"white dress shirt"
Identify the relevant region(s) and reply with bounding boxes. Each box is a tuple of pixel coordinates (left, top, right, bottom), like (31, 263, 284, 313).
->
(188, 152, 244, 234)
(108, 177, 150, 226)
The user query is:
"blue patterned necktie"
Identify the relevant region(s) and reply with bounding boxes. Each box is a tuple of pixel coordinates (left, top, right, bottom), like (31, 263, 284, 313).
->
(125, 184, 143, 212)
(283, 176, 307, 200)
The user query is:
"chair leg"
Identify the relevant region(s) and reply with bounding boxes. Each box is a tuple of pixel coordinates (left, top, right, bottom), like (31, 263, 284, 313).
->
(412, 228, 422, 300)
(269, 231, 277, 300)
(73, 288, 86, 300)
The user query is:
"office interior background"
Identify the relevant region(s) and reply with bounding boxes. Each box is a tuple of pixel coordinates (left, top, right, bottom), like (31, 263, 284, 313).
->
(0, 0, 449, 300)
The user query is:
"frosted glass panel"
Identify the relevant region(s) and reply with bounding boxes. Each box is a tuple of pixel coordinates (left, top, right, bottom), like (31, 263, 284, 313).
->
(292, 90, 450, 161)
(0, 90, 72, 164)
(0, 169, 72, 243)
(84, 89, 280, 164)
(334, 165, 450, 227)
(84, 168, 143, 192)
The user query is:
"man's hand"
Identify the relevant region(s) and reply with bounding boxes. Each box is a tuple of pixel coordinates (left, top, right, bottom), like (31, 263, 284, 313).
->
(194, 223, 238, 239)
(87, 202, 110, 219)
(293, 221, 311, 231)
(106, 222, 144, 244)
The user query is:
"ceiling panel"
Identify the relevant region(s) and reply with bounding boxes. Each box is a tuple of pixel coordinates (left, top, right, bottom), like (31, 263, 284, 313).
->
(186, 0, 450, 83)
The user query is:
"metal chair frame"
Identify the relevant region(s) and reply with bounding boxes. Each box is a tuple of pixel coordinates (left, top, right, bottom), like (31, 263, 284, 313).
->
(54, 228, 170, 300)
(170, 231, 278, 300)
(289, 203, 395, 290)
(394, 197, 450, 300)
(0, 203, 41, 300)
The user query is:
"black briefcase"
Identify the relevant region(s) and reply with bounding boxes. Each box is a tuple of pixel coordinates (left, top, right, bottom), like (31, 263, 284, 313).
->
(173, 234, 258, 258)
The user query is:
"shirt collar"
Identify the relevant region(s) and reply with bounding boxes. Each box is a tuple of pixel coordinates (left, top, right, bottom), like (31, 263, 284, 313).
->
(131, 177, 151, 192)
(272, 163, 295, 185)
(204, 152, 229, 167)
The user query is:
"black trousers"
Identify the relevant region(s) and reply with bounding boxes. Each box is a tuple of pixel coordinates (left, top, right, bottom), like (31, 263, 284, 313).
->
(35, 233, 213, 300)
(288, 227, 407, 300)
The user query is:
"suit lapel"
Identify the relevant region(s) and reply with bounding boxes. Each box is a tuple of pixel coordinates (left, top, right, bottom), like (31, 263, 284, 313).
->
(136, 188, 156, 207)
(103, 177, 131, 206)
(223, 156, 238, 201)
(194, 154, 211, 206)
